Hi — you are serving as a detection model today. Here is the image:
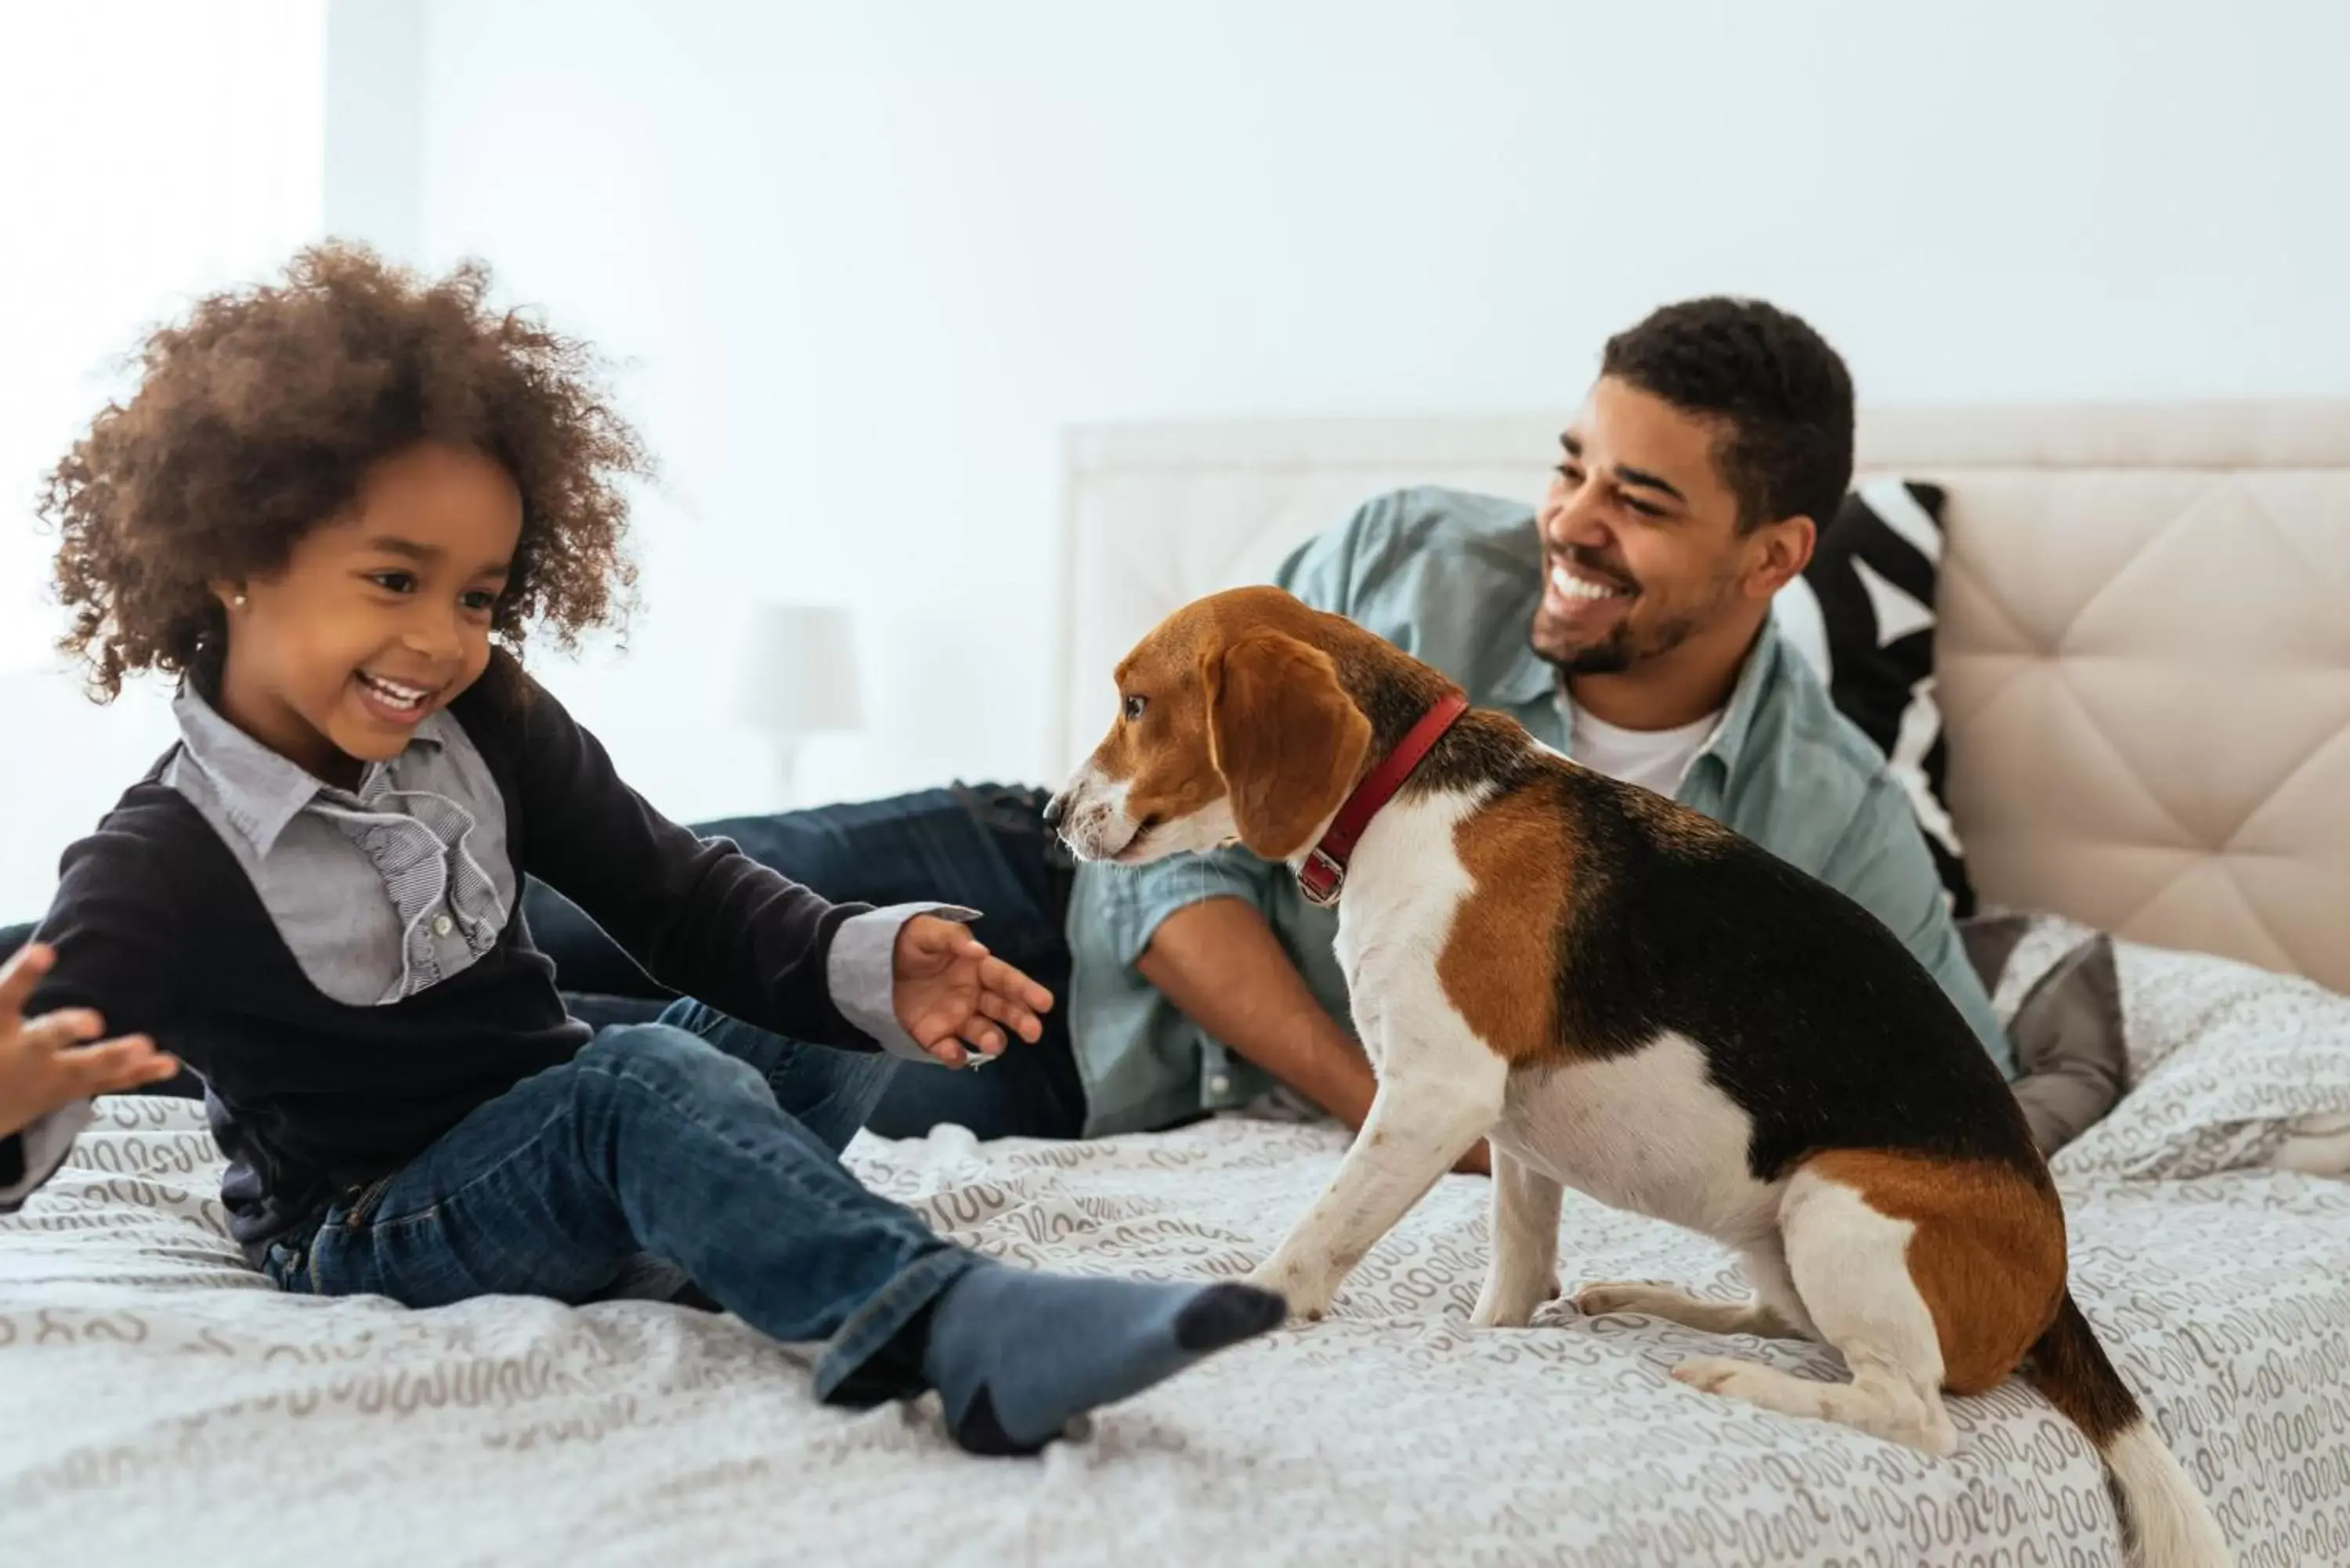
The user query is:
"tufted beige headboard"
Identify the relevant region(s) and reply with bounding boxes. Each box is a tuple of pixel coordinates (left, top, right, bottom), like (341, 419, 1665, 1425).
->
(1057, 403, 2350, 993)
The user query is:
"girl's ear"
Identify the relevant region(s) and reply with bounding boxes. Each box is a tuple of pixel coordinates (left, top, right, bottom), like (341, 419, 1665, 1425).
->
(210, 580, 249, 612)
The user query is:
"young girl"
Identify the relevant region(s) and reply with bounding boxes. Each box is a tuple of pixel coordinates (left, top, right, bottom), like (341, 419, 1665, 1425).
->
(12, 243, 1281, 1454)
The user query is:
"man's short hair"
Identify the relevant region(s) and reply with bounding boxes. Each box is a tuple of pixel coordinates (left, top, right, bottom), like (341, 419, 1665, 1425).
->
(1600, 297, 1854, 533)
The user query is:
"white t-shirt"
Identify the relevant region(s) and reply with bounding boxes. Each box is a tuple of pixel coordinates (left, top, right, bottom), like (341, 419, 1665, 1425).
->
(1564, 704, 1721, 799)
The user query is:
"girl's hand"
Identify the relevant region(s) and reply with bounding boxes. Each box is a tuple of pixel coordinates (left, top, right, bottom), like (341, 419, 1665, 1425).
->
(0, 943, 179, 1138)
(891, 916, 1054, 1069)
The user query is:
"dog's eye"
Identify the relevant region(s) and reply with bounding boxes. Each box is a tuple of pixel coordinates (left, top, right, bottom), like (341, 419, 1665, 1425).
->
(1122, 694, 1148, 723)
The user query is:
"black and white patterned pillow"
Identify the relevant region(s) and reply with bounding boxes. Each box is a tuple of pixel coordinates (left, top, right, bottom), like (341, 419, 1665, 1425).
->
(1773, 479, 1974, 916)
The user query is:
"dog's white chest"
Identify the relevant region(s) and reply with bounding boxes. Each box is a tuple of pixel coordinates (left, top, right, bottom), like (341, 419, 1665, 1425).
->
(1329, 793, 1482, 1074)
(1495, 1034, 1781, 1245)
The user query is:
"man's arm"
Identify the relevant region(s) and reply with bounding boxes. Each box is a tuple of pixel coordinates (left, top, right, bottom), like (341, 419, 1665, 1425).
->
(1137, 898, 1376, 1129)
(1115, 498, 1490, 1169)
(1091, 840, 1339, 1095)
(1135, 896, 1488, 1172)
(1819, 775, 2016, 1078)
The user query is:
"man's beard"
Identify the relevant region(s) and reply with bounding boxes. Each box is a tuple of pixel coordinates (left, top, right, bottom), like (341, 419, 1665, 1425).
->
(1533, 613, 1697, 677)
(1529, 566, 1737, 679)
(1544, 628, 1637, 676)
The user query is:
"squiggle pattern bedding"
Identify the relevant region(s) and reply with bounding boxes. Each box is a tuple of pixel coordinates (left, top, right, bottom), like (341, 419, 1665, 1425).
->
(3, 937, 2347, 1566)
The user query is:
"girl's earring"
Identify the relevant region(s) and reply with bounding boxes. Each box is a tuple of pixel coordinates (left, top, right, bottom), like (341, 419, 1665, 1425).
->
(230, 592, 248, 609)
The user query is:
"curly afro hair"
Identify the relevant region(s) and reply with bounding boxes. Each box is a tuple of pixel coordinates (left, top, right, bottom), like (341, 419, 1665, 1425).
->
(1600, 297, 1854, 534)
(40, 240, 649, 699)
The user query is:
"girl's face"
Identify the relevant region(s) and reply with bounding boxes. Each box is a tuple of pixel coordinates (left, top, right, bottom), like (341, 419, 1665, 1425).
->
(215, 442, 522, 786)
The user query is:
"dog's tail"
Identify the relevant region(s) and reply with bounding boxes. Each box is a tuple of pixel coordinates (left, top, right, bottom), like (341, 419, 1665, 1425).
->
(2022, 1291, 2229, 1567)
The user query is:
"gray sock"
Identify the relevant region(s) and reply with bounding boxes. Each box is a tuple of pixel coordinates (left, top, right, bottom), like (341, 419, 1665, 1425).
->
(918, 1264, 1286, 1455)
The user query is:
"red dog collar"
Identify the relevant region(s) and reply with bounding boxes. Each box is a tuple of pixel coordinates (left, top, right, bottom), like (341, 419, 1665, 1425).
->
(1296, 691, 1471, 907)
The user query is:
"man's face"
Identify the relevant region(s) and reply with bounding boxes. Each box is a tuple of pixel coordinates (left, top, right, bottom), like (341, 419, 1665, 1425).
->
(1528, 377, 1766, 676)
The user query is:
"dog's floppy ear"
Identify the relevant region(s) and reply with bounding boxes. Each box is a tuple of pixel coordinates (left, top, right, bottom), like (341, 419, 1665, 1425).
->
(1202, 630, 1372, 862)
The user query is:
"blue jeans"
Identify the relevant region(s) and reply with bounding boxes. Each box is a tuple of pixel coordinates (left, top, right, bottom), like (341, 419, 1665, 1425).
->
(259, 998, 972, 1403)
(532, 786, 1086, 1142)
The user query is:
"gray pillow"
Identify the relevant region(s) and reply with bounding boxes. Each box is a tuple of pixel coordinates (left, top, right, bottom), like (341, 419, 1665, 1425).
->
(1961, 912, 2128, 1154)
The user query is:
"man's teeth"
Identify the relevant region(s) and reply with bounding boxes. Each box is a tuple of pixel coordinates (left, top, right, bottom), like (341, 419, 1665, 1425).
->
(1550, 563, 1631, 602)
(360, 674, 428, 709)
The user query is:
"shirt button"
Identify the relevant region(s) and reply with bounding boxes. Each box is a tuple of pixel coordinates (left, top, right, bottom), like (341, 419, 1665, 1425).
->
(431, 913, 455, 938)
(1209, 1074, 1231, 1097)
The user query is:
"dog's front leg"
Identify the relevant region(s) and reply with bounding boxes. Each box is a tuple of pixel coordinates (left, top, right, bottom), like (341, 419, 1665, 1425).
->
(1248, 1044, 1507, 1320)
(1469, 1147, 1563, 1328)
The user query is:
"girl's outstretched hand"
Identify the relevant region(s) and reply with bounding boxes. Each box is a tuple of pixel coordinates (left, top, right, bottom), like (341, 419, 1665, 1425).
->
(891, 916, 1054, 1070)
(0, 942, 179, 1138)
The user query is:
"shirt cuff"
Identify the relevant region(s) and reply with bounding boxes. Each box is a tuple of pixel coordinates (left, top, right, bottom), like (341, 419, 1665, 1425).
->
(826, 902, 983, 1064)
(1104, 854, 1277, 968)
(0, 1100, 92, 1212)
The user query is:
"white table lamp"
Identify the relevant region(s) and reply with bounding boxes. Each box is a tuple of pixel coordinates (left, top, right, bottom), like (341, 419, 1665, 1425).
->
(733, 602, 866, 807)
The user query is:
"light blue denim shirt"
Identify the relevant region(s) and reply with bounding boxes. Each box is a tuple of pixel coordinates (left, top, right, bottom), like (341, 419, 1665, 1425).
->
(1065, 486, 2013, 1137)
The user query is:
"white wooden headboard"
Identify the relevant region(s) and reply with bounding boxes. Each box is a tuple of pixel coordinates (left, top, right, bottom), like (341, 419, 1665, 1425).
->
(1057, 403, 2350, 993)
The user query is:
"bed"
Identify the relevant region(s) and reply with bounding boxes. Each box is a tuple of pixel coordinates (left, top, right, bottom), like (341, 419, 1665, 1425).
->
(7, 403, 2350, 1566)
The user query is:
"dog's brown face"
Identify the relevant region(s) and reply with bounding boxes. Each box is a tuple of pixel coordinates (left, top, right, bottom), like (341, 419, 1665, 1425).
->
(1050, 587, 1373, 866)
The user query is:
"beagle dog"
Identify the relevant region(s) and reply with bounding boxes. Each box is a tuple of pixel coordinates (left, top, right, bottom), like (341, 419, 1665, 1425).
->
(1050, 586, 2225, 1568)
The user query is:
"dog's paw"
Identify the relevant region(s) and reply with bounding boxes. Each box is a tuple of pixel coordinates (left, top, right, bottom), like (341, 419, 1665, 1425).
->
(1669, 1355, 1759, 1396)
(1572, 1281, 1688, 1319)
(1469, 1272, 1556, 1328)
(1468, 1292, 1526, 1328)
(1243, 1263, 1333, 1323)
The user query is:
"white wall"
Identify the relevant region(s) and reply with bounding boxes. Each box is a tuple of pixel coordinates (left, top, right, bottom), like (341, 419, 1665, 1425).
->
(8, 0, 2348, 918)
(365, 0, 2350, 833)
(0, 2, 324, 918)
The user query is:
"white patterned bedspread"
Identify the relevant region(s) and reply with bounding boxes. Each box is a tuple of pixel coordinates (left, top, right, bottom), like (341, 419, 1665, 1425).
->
(4, 939, 2348, 1568)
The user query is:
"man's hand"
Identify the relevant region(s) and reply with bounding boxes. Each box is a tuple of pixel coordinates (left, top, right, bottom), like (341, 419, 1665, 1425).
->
(891, 916, 1054, 1069)
(0, 943, 179, 1139)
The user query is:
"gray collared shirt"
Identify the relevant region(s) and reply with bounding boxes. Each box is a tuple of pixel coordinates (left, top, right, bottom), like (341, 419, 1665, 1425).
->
(167, 692, 515, 1007)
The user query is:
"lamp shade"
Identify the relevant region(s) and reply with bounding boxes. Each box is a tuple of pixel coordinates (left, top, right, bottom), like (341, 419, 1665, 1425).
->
(733, 602, 865, 738)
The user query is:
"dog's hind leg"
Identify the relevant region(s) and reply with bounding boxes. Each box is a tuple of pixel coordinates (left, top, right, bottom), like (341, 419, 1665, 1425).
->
(1576, 1239, 1813, 1339)
(1669, 1167, 1965, 1454)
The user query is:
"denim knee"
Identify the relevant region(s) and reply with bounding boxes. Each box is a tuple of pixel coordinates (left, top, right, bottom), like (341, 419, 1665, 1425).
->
(574, 1022, 770, 1118)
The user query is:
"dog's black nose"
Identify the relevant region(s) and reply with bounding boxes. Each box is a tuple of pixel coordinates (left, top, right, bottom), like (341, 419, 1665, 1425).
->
(1041, 791, 1068, 830)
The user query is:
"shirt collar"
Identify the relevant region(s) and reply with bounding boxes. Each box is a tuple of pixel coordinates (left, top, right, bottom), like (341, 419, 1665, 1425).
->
(172, 686, 445, 858)
(1525, 617, 1789, 778)
(1698, 619, 1786, 776)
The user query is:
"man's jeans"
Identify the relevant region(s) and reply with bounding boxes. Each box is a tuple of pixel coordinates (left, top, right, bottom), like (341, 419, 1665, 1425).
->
(533, 786, 1087, 1142)
(258, 999, 973, 1402)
